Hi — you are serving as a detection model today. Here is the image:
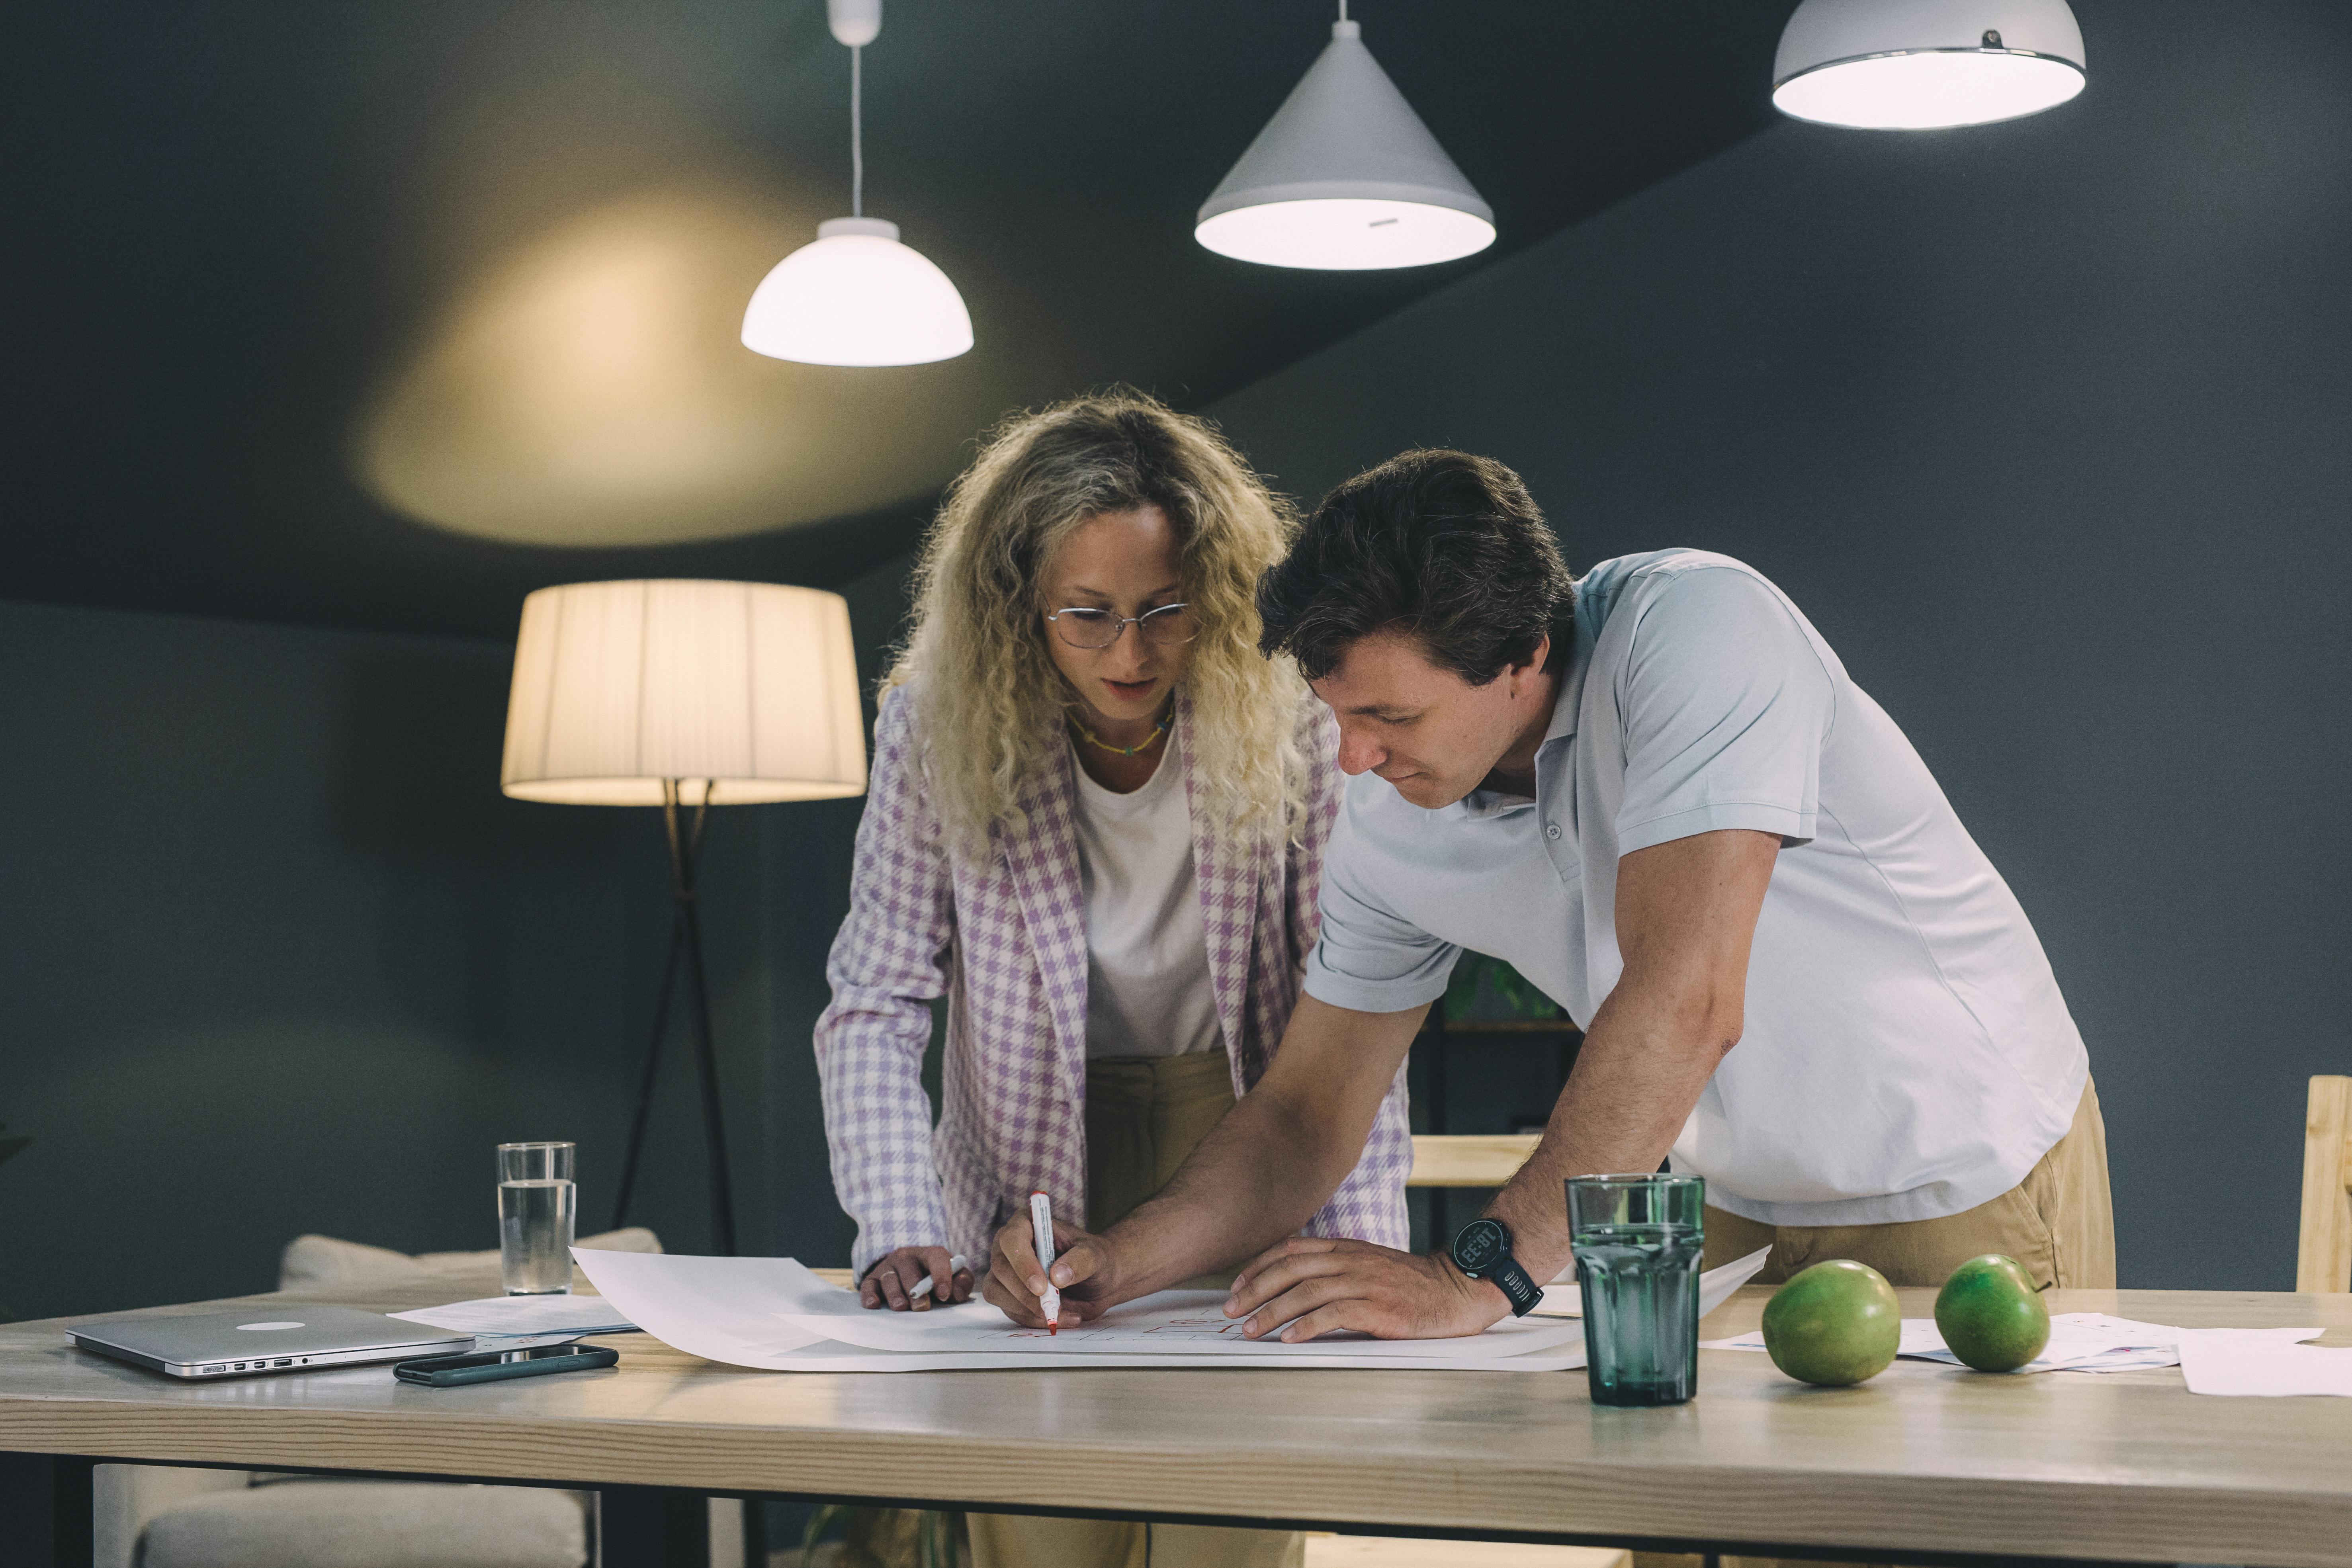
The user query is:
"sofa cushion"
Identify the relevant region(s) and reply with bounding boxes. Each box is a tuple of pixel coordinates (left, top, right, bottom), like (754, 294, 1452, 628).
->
(137, 1482, 588, 1568)
(278, 1228, 661, 1290)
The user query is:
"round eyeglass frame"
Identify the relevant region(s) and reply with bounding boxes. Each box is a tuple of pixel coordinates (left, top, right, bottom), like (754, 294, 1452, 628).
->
(1044, 603, 1198, 650)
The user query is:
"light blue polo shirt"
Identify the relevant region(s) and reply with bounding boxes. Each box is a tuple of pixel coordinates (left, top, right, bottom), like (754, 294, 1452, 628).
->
(1302, 549, 2088, 1227)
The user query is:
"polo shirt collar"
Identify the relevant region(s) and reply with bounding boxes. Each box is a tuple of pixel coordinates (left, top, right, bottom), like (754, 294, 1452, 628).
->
(1545, 606, 1595, 747)
(1449, 625, 1589, 820)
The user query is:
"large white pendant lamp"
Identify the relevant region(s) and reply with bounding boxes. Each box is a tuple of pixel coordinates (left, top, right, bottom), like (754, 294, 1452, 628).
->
(1773, 0, 2086, 131)
(1195, 2, 1493, 271)
(741, 0, 972, 366)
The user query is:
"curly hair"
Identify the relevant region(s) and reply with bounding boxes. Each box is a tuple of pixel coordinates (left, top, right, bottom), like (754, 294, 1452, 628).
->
(1257, 449, 1575, 683)
(885, 391, 1311, 860)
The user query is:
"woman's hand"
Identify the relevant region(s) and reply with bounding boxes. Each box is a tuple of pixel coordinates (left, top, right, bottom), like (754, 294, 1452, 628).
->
(980, 1211, 1119, 1328)
(858, 1247, 972, 1311)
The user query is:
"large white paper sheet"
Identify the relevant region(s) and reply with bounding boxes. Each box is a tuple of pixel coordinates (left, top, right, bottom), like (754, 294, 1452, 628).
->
(573, 1248, 1590, 1373)
(389, 1296, 636, 1337)
(775, 1285, 1583, 1360)
(2177, 1328, 2343, 1396)
(1703, 1313, 2326, 1376)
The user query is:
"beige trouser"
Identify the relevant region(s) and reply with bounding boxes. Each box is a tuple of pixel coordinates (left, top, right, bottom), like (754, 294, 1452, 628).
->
(1698, 1075, 2115, 1290)
(1634, 1078, 2116, 1568)
(964, 1048, 1303, 1568)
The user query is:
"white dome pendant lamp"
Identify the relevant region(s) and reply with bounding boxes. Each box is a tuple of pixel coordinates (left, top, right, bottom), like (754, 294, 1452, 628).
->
(1195, 1, 1494, 271)
(741, 0, 972, 366)
(1773, 0, 2086, 131)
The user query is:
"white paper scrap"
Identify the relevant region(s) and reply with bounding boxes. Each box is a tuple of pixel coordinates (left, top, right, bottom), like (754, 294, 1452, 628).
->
(572, 1247, 1591, 1373)
(2178, 1329, 2344, 1396)
(389, 1295, 636, 1337)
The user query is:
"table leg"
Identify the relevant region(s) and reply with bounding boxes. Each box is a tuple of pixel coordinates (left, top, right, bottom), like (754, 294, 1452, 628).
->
(599, 1487, 711, 1568)
(739, 1498, 768, 1568)
(0, 1453, 95, 1568)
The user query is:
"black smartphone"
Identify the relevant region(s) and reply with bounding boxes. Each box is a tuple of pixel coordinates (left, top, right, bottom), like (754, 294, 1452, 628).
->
(393, 1342, 619, 1387)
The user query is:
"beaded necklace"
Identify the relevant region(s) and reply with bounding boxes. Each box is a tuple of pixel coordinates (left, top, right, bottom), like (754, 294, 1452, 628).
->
(1071, 707, 1170, 759)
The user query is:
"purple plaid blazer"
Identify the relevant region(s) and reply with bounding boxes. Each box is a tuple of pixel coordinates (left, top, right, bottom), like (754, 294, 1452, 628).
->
(815, 683, 1413, 1276)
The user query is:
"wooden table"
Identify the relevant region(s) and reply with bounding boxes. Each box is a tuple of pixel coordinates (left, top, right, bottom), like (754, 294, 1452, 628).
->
(6, 1274, 2351, 1568)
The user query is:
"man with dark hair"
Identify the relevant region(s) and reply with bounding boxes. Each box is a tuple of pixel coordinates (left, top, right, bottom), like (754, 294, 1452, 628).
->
(1255, 450, 1576, 690)
(987, 449, 2110, 1341)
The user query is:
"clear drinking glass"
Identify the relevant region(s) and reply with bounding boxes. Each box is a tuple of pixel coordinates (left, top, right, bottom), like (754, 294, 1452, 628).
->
(497, 1141, 577, 1295)
(1568, 1172, 1705, 1407)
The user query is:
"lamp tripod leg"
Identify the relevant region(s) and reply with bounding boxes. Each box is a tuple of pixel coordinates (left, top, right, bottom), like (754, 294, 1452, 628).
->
(673, 782, 738, 1256)
(610, 782, 740, 1255)
(609, 902, 687, 1235)
(680, 893, 738, 1256)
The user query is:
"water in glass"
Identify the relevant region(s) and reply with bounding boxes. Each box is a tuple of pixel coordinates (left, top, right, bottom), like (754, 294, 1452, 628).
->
(1568, 1171, 1705, 1406)
(499, 1177, 576, 1295)
(1574, 1222, 1705, 1405)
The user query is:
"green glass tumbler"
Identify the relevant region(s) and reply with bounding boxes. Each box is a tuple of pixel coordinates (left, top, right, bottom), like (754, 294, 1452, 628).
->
(1567, 1173, 1705, 1406)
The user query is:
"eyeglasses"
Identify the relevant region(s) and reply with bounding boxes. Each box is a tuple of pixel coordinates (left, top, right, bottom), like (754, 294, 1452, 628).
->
(1045, 604, 1198, 650)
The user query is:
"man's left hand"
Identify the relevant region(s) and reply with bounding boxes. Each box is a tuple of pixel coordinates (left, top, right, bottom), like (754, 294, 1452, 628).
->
(1224, 1236, 1509, 1341)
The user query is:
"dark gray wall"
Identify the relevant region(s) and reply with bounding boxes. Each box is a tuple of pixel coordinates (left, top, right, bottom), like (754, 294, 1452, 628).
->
(0, 597, 858, 1322)
(1206, 0, 2352, 1290)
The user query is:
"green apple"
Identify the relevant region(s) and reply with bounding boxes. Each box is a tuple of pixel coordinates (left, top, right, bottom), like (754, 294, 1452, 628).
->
(1760, 1259, 1902, 1386)
(1934, 1254, 2050, 1372)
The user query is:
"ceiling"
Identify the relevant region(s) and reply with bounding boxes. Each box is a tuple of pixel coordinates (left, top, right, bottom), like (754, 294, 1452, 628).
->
(6, 1, 1789, 640)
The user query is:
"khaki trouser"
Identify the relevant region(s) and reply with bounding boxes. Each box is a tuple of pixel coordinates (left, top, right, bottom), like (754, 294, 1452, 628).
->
(1634, 1078, 2116, 1568)
(963, 1048, 1304, 1568)
(1698, 1075, 2115, 1290)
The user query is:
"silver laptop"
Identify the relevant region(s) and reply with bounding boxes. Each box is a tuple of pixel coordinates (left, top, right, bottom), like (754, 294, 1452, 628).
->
(69, 1306, 473, 1379)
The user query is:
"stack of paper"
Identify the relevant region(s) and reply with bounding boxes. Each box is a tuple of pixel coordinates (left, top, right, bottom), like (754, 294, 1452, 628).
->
(573, 1247, 1770, 1374)
(1704, 1312, 2330, 1377)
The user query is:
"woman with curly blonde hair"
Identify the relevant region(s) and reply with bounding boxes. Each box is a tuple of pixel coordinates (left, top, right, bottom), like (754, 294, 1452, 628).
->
(814, 391, 1410, 1568)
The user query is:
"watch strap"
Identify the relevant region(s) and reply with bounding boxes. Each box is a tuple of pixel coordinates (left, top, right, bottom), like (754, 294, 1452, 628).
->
(1484, 1253, 1543, 1317)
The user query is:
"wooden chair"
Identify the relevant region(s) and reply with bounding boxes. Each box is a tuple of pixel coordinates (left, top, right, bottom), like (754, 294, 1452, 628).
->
(1314, 1137, 1620, 1568)
(2298, 1075, 2352, 1292)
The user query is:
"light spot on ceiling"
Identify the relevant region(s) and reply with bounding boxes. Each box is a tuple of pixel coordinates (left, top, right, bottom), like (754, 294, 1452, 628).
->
(355, 188, 979, 547)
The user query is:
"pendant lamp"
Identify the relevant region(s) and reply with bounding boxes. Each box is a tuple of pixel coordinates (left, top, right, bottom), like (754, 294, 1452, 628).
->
(741, 0, 972, 366)
(1773, 0, 2086, 131)
(1195, 2, 1493, 271)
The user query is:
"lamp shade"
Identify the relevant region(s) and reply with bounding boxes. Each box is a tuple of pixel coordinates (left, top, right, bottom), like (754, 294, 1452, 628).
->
(740, 217, 973, 367)
(1195, 20, 1494, 271)
(1772, 0, 2085, 130)
(501, 579, 868, 806)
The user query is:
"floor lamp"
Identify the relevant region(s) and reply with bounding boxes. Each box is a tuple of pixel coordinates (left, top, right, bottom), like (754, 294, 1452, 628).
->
(498, 579, 867, 1254)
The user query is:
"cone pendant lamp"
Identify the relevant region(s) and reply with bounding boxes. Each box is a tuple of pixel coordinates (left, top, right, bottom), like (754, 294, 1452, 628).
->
(1196, 6, 1494, 271)
(1772, 0, 2086, 131)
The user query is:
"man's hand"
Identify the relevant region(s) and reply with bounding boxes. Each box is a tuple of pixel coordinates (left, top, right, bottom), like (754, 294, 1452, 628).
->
(858, 1247, 971, 1312)
(1223, 1236, 1508, 1342)
(980, 1210, 1121, 1328)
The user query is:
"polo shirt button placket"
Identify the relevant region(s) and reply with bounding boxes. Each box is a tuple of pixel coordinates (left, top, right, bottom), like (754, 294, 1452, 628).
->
(1544, 823, 1562, 841)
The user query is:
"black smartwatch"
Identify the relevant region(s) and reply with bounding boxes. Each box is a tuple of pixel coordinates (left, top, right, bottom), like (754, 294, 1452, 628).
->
(1449, 1216, 1543, 1317)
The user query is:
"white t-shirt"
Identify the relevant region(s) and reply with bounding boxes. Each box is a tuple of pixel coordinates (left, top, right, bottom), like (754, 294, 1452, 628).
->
(1071, 726, 1224, 1060)
(1302, 549, 2088, 1228)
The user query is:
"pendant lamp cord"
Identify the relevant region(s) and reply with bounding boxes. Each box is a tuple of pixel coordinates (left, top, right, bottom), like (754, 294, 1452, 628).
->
(1337, 0, 1347, 22)
(850, 43, 864, 218)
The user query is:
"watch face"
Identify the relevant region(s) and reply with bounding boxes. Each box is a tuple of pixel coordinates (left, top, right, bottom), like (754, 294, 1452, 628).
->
(1452, 1218, 1507, 1275)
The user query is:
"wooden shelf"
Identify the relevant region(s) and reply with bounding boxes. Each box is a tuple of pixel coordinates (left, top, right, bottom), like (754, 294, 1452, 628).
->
(1409, 1134, 1541, 1188)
